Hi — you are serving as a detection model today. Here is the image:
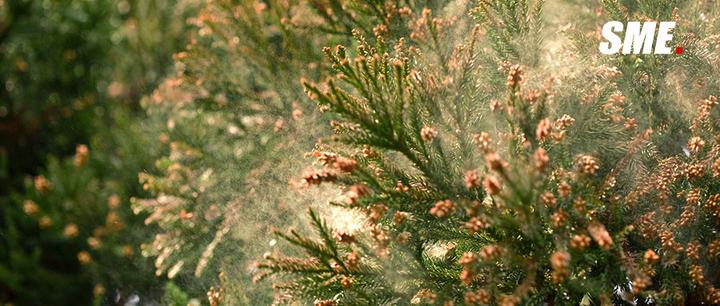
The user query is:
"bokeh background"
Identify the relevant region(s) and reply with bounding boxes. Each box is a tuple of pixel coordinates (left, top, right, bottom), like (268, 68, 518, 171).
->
(0, 0, 199, 304)
(1, 0, 333, 304)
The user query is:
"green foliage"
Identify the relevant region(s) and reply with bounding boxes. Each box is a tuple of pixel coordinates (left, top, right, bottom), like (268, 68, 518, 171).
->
(0, 0, 195, 304)
(0, 0, 193, 188)
(133, 0, 330, 302)
(0, 107, 169, 305)
(133, 1, 492, 304)
(163, 281, 194, 306)
(472, 0, 545, 63)
(249, 0, 720, 305)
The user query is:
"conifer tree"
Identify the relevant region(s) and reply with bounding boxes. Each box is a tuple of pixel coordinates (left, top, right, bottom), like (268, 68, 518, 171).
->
(135, 1, 435, 303)
(0, 0, 196, 304)
(130, 0, 720, 305)
(249, 0, 720, 305)
(134, 0, 336, 301)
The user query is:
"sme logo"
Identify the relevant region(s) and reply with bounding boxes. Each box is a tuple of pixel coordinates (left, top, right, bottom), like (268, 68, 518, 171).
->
(599, 21, 682, 55)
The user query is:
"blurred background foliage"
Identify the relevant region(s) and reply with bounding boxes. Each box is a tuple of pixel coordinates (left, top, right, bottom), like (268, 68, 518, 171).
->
(0, 0, 198, 304)
(133, 1, 339, 302)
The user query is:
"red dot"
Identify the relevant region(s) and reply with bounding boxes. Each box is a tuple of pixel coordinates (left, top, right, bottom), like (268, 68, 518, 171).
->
(675, 47, 684, 55)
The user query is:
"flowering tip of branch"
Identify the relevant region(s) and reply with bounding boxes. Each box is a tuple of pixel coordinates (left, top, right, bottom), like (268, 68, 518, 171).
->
(587, 221, 613, 250)
(687, 136, 705, 153)
(430, 200, 455, 218)
(332, 157, 357, 173)
(485, 152, 508, 173)
(536, 118, 552, 141)
(577, 155, 599, 175)
(533, 148, 549, 172)
(301, 169, 337, 186)
(464, 170, 480, 189)
(483, 175, 501, 195)
(506, 64, 522, 88)
(421, 126, 438, 142)
(345, 184, 370, 205)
